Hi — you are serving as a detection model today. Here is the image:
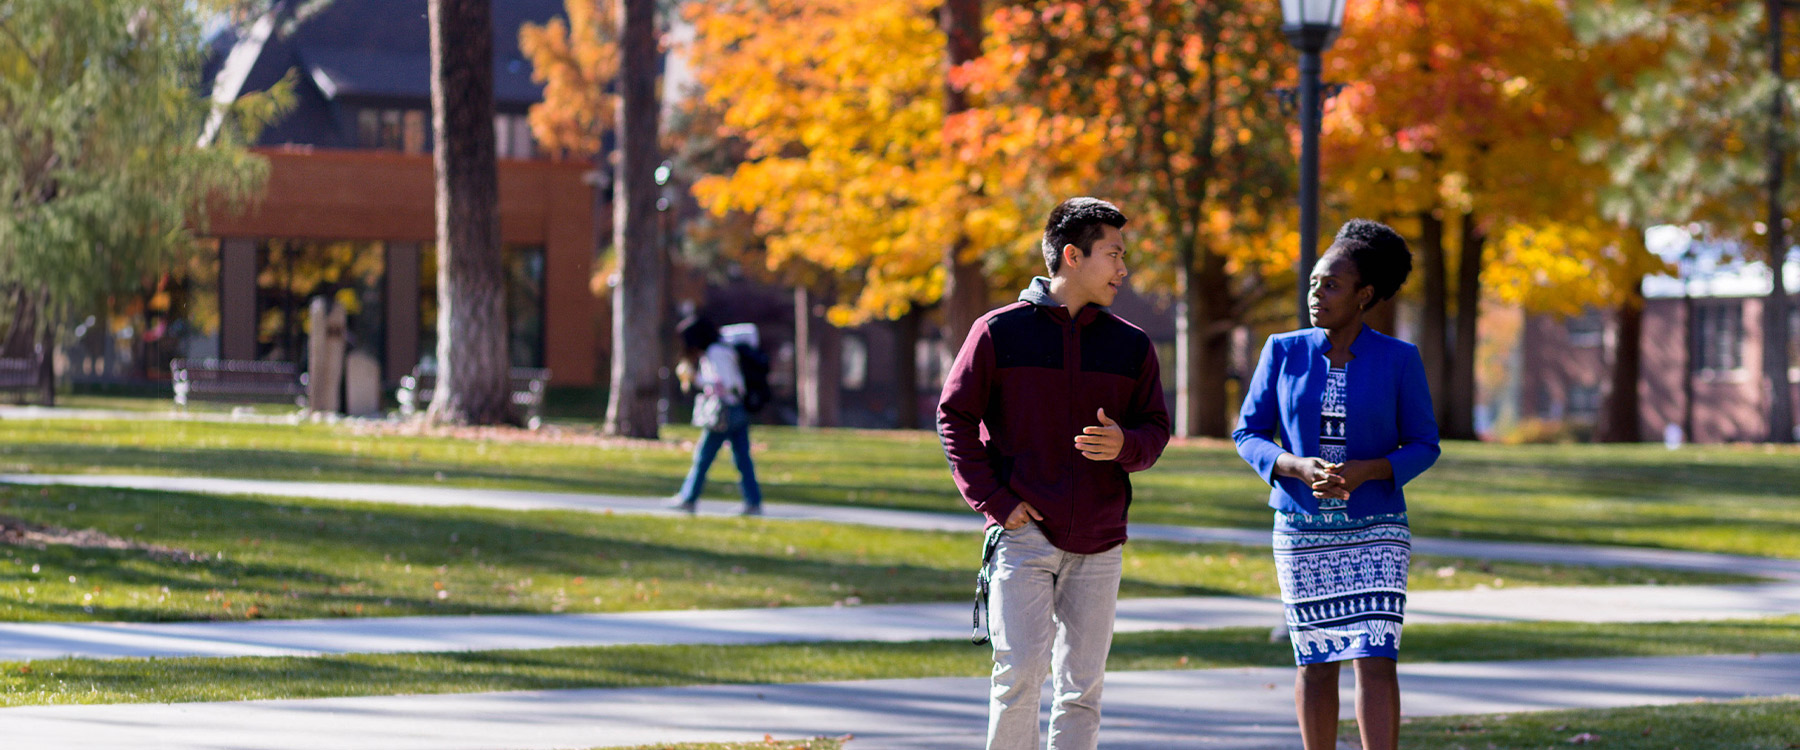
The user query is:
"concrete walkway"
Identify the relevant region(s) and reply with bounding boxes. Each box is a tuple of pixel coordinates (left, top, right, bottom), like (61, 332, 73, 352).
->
(3, 474, 1798, 748)
(10, 473, 1800, 581)
(4, 583, 1799, 663)
(2, 653, 1796, 750)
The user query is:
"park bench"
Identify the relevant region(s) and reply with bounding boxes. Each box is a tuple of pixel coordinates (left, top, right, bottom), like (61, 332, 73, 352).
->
(0, 356, 43, 404)
(170, 358, 307, 411)
(397, 364, 551, 429)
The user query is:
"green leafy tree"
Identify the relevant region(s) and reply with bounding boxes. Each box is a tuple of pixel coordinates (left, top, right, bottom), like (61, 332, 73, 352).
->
(0, 0, 278, 403)
(1577, 0, 1796, 442)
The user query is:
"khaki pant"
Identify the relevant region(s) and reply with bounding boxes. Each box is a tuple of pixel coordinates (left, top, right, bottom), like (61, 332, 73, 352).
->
(985, 522, 1124, 750)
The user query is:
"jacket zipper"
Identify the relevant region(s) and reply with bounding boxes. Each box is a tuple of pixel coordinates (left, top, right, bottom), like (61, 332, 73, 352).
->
(1065, 312, 1079, 542)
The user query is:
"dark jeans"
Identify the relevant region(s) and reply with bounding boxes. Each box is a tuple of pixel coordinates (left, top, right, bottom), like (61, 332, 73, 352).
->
(676, 404, 761, 507)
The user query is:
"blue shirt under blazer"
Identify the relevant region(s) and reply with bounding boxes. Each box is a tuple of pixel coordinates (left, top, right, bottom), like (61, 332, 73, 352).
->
(1233, 325, 1441, 516)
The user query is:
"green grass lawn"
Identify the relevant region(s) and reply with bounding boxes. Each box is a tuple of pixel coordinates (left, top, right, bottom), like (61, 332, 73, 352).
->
(2, 617, 1795, 707)
(1386, 697, 1799, 749)
(2, 417, 1797, 558)
(3, 484, 1733, 623)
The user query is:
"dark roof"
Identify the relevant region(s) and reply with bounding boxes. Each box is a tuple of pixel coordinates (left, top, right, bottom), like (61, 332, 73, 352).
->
(215, 0, 566, 146)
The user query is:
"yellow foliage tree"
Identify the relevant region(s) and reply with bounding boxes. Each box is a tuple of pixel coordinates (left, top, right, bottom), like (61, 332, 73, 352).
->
(1322, 0, 1667, 440)
(519, 0, 619, 159)
(955, 1, 1298, 437)
(684, 0, 1096, 327)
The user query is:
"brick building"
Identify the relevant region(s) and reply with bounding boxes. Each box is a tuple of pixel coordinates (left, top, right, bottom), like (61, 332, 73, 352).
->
(1517, 250, 1799, 443)
(68, 0, 598, 388)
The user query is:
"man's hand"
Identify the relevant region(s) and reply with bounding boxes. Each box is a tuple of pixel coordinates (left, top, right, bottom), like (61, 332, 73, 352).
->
(1003, 501, 1043, 530)
(1076, 408, 1124, 461)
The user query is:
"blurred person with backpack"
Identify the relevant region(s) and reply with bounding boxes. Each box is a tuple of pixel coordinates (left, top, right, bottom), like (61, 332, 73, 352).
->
(668, 314, 763, 515)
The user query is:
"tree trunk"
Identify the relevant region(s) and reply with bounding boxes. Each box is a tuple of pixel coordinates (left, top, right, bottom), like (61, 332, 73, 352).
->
(36, 292, 55, 407)
(1176, 259, 1201, 437)
(1598, 279, 1645, 443)
(938, 0, 987, 362)
(1176, 250, 1233, 437)
(941, 237, 988, 365)
(795, 285, 842, 428)
(895, 307, 921, 429)
(1445, 211, 1483, 440)
(0, 287, 53, 405)
(2, 286, 37, 359)
(1416, 210, 1449, 427)
(603, 0, 666, 438)
(426, 0, 510, 425)
(1767, 0, 1796, 444)
(1766, 256, 1794, 443)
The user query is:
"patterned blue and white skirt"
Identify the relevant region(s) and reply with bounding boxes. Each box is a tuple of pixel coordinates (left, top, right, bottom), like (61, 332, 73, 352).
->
(1272, 510, 1411, 665)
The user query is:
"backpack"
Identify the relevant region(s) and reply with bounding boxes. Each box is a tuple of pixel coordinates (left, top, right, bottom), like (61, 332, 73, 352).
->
(733, 342, 773, 413)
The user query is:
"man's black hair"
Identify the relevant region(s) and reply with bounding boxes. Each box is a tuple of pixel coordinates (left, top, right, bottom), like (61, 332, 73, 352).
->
(1041, 197, 1128, 275)
(677, 314, 720, 352)
(1329, 219, 1413, 310)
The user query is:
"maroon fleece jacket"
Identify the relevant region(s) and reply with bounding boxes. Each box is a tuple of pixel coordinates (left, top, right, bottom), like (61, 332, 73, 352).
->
(936, 279, 1171, 554)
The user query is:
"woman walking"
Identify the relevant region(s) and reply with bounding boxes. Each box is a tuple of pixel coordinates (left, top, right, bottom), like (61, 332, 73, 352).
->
(668, 315, 762, 516)
(1231, 220, 1440, 750)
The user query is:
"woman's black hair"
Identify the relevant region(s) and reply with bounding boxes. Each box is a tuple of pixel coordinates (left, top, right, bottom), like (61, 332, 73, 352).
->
(1329, 219, 1413, 310)
(677, 314, 720, 353)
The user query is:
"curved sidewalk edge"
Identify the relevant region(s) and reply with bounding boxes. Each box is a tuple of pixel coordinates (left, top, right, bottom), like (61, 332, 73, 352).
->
(0, 653, 1796, 750)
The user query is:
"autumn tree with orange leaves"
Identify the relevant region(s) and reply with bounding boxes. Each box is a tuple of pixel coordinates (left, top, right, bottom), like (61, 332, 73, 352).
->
(520, 0, 620, 309)
(1321, 0, 1667, 440)
(684, 0, 1103, 425)
(956, 0, 1297, 437)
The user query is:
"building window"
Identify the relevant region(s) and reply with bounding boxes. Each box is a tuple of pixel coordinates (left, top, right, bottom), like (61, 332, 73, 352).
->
(494, 113, 536, 159)
(841, 334, 867, 391)
(1567, 384, 1601, 417)
(403, 110, 427, 154)
(505, 247, 546, 368)
(1566, 311, 1604, 348)
(1789, 300, 1799, 371)
(1691, 300, 1743, 373)
(1536, 382, 1564, 419)
(358, 108, 427, 153)
(254, 240, 385, 367)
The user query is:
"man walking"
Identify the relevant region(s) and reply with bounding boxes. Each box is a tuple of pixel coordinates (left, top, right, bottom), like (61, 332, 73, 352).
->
(938, 197, 1171, 750)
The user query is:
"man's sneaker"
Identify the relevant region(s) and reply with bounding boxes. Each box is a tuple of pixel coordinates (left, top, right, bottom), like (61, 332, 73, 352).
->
(665, 496, 697, 514)
(739, 504, 762, 517)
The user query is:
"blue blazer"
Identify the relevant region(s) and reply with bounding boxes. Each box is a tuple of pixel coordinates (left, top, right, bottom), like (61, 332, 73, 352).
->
(1233, 326, 1440, 516)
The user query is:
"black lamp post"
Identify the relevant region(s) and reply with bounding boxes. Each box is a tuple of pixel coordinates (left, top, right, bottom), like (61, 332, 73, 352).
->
(1281, 0, 1347, 327)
